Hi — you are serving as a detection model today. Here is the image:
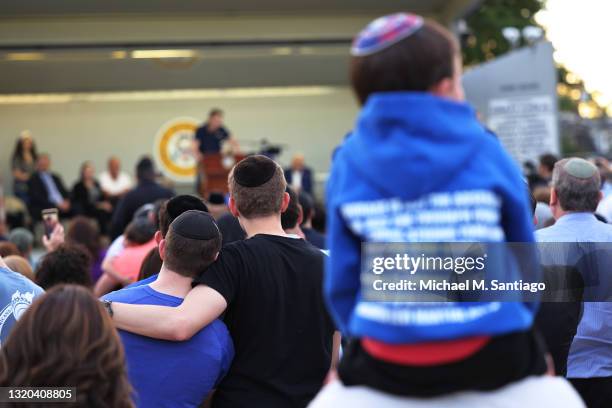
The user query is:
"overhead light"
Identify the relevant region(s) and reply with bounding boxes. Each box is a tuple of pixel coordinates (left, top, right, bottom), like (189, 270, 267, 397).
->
(271, 47, 292, 56)
(0, 86, 339, 105)
(131, 49, 197, 59)
(5, 52, 45, 61)
(111, 50, 128, 59)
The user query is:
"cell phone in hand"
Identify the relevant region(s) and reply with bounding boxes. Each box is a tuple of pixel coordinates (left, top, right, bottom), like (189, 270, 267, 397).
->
(42, 208, 59, 239)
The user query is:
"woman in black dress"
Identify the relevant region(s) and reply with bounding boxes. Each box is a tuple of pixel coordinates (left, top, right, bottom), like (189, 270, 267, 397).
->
(71, 161, 112, 235)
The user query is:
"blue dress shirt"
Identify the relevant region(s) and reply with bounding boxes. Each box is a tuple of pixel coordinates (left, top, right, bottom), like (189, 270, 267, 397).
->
(536, 212, 612, 379)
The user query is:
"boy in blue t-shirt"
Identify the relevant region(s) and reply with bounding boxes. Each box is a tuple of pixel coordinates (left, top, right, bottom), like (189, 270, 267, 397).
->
(104, 210, 233, 408)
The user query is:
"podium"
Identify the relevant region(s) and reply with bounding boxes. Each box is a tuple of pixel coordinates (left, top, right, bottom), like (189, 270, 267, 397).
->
(198, 153, 246, 197)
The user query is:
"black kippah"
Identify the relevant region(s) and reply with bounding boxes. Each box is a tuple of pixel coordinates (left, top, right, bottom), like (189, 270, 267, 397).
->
(166, 195, 209, 221)
(233, 155, 277, 187)
(170, 210, 220, 240)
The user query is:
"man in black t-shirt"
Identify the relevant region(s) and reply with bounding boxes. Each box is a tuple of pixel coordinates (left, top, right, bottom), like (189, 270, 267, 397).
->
(111, 155, 336, 408)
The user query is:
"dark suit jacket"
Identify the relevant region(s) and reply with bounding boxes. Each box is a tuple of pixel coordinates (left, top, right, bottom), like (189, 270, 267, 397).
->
(71, 180, 104, 217)
(28, 171, 70, 219)
(284, 167, 313, 194)
(110, 180, 174, 239)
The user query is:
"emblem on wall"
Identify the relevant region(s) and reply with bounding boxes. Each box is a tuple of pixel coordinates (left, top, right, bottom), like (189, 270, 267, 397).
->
(154, 117, 199, 182)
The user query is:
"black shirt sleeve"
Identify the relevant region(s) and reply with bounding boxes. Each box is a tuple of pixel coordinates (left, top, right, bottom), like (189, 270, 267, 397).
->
(220, 126, 230, 140)
(193, 244, 242, 305)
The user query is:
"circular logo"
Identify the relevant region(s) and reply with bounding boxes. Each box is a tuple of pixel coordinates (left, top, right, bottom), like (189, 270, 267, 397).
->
(154, 117, 199, 181)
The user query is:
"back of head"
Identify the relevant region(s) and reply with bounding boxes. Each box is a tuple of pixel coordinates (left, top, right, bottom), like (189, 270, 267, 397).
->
(36, 244, 93, 290)
(66, 216, 100, 259)
(0, 284, 133, 407)
(208, 192, 226, 206)
(552, 158, 601, 213)
(350, 13, 459, 105)
(124, 218, 156, 245)
(158, 195, 209, 237)
(136, 156, 155, 182)
(0, 241, 20, 258)
(4, 255, 34, 281)
(163, 210, 222, 278)
(229, 155, 286, 219)
(8, 227, 34, 257)
(298, 191, 315, 223)
(281, 187, 301, 230)
(539, 153, 559, 174)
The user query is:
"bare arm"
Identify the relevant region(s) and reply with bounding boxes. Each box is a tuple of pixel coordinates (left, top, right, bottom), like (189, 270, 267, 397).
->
(12, 168, 29, 182)
(228, 135, 240, 154)
(193, 139, 202, 161)
(94, 273, 123, 297)
(111, 284, 227, 341)
(330, 331, 341, 370)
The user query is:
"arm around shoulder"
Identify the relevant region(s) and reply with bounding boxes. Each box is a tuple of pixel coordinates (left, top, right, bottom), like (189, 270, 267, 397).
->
(112, 284, 228, 341)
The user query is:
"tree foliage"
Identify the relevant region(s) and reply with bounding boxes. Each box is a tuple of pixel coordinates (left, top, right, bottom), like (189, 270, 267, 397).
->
(462, 0, 544, 66)
(462, 0, 597, 114)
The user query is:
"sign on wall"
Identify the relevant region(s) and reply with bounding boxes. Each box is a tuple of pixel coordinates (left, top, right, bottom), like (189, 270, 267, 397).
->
(463, 41, 560, 165)
(153, 117, 199, 182)
(487, 95, 558, 165)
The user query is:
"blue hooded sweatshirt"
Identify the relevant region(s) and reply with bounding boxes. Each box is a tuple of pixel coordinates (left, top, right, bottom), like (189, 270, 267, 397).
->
(325, 92, 536, 344)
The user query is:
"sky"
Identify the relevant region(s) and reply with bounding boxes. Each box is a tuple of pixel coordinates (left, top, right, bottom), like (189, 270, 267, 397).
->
(536, 0, 612, 106)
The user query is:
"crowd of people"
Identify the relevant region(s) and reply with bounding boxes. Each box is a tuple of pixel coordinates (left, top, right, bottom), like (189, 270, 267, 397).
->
(0, 10, 610, 408)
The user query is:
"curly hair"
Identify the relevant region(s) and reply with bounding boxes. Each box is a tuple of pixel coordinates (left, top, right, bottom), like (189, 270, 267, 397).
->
(0, 285, 133, 408)
(36, 244, 93, 290)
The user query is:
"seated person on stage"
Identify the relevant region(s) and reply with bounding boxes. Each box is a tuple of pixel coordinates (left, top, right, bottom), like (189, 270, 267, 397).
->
(71, 161, 113, 235)
(27, 153, 71, 219)
(284, 153, 313, 195)
(99, 156, 133, 205)
(103, 210, 234, 408)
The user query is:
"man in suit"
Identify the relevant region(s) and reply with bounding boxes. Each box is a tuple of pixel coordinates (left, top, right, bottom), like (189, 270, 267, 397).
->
(284, 153, 313, 195)
(28, 153, 71, 220)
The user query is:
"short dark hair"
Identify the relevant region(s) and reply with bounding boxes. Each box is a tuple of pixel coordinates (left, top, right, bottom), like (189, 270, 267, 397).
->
(298, 191, 314, 223)
(209, 108, 223, 118)
(539, 154, 559, 173)
(0, 242, 20, 258)
(158, 195, 209, 237)
(36, 244, 92, 290)
(350, 20, 459, 105)
(136, 156, 155, 181)
(229, 156, 287, 219)
(124, 219, 156, 245)
(163, 227, 221, 278)
(281, 187, 301, 230)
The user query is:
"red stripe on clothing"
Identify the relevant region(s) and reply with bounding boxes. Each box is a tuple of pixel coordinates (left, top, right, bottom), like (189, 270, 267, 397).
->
(362, 336, 491, 366)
